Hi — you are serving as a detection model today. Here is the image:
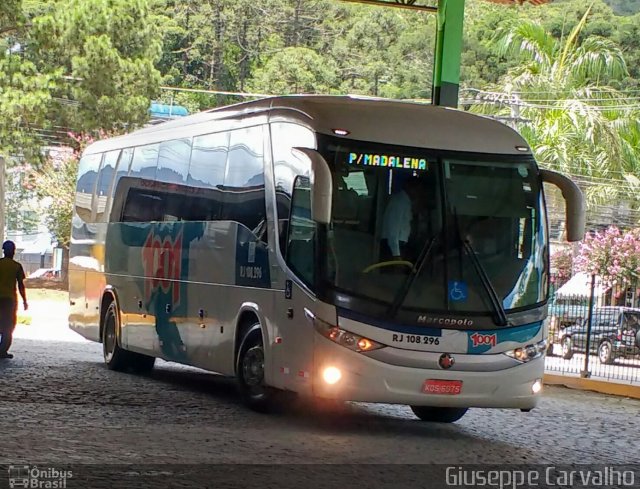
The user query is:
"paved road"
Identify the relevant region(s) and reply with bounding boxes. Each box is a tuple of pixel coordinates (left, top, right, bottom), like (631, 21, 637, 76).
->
(1, 302, 639, 487)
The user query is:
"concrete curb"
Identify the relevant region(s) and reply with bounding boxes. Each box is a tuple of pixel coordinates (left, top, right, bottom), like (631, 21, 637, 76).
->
(544, 373, 640, 400)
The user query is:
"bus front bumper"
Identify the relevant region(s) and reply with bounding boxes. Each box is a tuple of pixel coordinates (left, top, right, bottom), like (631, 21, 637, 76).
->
(312, 337, 543, 410)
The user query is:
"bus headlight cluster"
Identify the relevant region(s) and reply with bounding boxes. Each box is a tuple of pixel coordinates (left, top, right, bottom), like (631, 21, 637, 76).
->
(313, 317, 384, 353)
(505, 339, 547, 363)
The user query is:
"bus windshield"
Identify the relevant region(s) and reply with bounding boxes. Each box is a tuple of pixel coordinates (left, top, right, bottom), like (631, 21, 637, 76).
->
(313, 136, 548, 325)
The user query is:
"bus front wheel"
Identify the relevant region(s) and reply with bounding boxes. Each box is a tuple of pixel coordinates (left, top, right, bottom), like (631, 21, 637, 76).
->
(237, 326, 281, 412)
(410, 406, 468, 423)
(102, 302, 155, 373)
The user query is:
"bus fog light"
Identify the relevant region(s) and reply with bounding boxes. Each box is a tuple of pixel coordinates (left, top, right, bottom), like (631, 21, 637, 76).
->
(532, 379, 543, 394)
(322, 366, 342, 385)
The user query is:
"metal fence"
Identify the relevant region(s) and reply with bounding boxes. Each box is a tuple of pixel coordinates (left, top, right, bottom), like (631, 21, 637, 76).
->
(544, 274, 640, 384)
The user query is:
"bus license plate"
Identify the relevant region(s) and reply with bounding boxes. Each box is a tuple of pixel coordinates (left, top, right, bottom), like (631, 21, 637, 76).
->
(422, 379, 463, 395)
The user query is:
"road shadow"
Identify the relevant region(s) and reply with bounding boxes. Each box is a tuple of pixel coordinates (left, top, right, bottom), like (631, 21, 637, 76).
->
(138, 362, 513, 444)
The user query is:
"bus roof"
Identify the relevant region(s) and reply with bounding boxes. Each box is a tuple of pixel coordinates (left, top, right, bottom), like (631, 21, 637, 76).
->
(84, 95, 532, 156)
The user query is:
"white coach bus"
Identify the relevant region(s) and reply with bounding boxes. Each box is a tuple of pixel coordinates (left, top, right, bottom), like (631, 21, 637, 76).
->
(69, 95, 584, 422)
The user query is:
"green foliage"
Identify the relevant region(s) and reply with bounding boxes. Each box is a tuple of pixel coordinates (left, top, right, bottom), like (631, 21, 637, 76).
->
(603, 0, 640, 15)
(4, 0, 640, 239)
(0, 0, 53, 159)
(471, 3, 640, 208)
(1, 0, 162, 241)
(31, 155, 76, 247)
(1, 0, 162, 158)
(154, 1, 437, 108)
(249, 47, 338, 94)
(30, 0, 162, 132)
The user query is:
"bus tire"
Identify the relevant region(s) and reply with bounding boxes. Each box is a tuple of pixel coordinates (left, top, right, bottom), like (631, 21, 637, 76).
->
(102, 302, 155, 373)
(410, 406, 468, 423)
(236, 325, 279, 413)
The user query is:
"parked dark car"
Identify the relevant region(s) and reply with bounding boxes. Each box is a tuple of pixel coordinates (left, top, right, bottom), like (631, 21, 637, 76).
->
(546, 296, 592, 356)
(559, 307, 640, 364)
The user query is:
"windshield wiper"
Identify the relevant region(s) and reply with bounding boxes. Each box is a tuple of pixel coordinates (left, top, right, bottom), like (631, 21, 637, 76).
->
(452, 209, 509, 326)
(387, 234, 439, 318)
(462, 239, 509, 326)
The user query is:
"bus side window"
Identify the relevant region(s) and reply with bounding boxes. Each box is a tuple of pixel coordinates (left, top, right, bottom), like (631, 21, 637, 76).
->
(75, 153, 102, 224)
(107, 149, 133, 223)
(95, 150, 120, 223)
(222, 126, 267, 242)
(157, 138, 191, 220)
(130, 144, 160, 181)
(286, 176, 316, 288)
(122, 190, 164, 223)
(189, 131, 228, 221)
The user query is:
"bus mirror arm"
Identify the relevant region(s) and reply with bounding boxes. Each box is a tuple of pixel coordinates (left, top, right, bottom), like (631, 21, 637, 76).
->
(540, 169, 586, 242)
(293, 148, 333, 225)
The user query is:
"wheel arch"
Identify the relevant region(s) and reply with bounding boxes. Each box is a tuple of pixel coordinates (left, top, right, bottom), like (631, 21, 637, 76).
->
(99, 287, 121, 344)
(233, 303, 269, 375)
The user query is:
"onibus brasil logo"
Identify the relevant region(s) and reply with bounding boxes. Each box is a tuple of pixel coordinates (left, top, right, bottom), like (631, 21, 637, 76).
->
(8, 466, 72, 488)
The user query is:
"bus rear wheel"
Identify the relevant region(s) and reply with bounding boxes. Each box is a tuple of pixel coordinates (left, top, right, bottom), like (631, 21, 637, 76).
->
(102, 302, 155, 374)
(410, 406, 468, 423)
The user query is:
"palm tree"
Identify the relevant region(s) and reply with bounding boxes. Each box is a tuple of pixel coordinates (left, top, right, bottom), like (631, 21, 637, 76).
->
(472, 3, 640, 208)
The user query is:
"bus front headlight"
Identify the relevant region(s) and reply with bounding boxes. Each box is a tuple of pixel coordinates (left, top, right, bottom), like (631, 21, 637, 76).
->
(505, 339, 547, 363)
(311, 315, 385, 353)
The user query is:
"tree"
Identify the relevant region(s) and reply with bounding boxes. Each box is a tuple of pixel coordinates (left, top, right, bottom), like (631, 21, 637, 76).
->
(248, 46, 337, 94)
(32, 153, 77, 249)
(550, 247, 574, 288)
(575, 225, 640, 288)
(5, 164, 40, 234)
(30, 0, 163, 133)
(0, 0, 56, 160)
(472, 3, 640, 208)
(1, 0, 163, 248)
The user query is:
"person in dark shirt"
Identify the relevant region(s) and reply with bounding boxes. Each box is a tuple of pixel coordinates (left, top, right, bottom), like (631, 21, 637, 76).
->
(0, 240, 29, 359)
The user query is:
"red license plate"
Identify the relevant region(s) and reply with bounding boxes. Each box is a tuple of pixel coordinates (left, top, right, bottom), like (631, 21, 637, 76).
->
(422, 379, 463, 395)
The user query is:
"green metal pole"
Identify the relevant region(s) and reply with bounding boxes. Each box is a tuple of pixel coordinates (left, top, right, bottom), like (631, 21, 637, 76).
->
(432, 0, 465, 107)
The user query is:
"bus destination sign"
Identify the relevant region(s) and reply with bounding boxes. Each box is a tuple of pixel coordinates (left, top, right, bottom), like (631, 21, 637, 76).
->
(348, 152, 428, 171)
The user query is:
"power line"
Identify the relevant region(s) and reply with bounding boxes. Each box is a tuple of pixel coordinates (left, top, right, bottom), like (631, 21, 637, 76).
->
(461, 88, 640, 110)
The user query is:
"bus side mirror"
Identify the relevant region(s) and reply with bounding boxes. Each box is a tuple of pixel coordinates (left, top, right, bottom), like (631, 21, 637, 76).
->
(540, 169, 585, 242)
(292, 148, 333, 225)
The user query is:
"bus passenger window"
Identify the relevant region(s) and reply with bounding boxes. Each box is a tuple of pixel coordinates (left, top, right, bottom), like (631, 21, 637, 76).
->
(122, 190, 164, 222)
(95, 150, 120, 223)
(158, 138, 191, 185)
(189, 132, 228, 189)
(222, 126, 267, 243)
(130, 144, 159, 180)
(75, 153, 102, 224)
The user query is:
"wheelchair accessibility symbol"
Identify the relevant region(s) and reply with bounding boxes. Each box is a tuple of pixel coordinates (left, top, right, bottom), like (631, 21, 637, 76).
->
(448, 281, 468, 302)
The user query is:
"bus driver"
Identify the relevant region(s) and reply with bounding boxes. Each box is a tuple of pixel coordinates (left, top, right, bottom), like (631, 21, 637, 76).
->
(380, 177, 422, 262)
